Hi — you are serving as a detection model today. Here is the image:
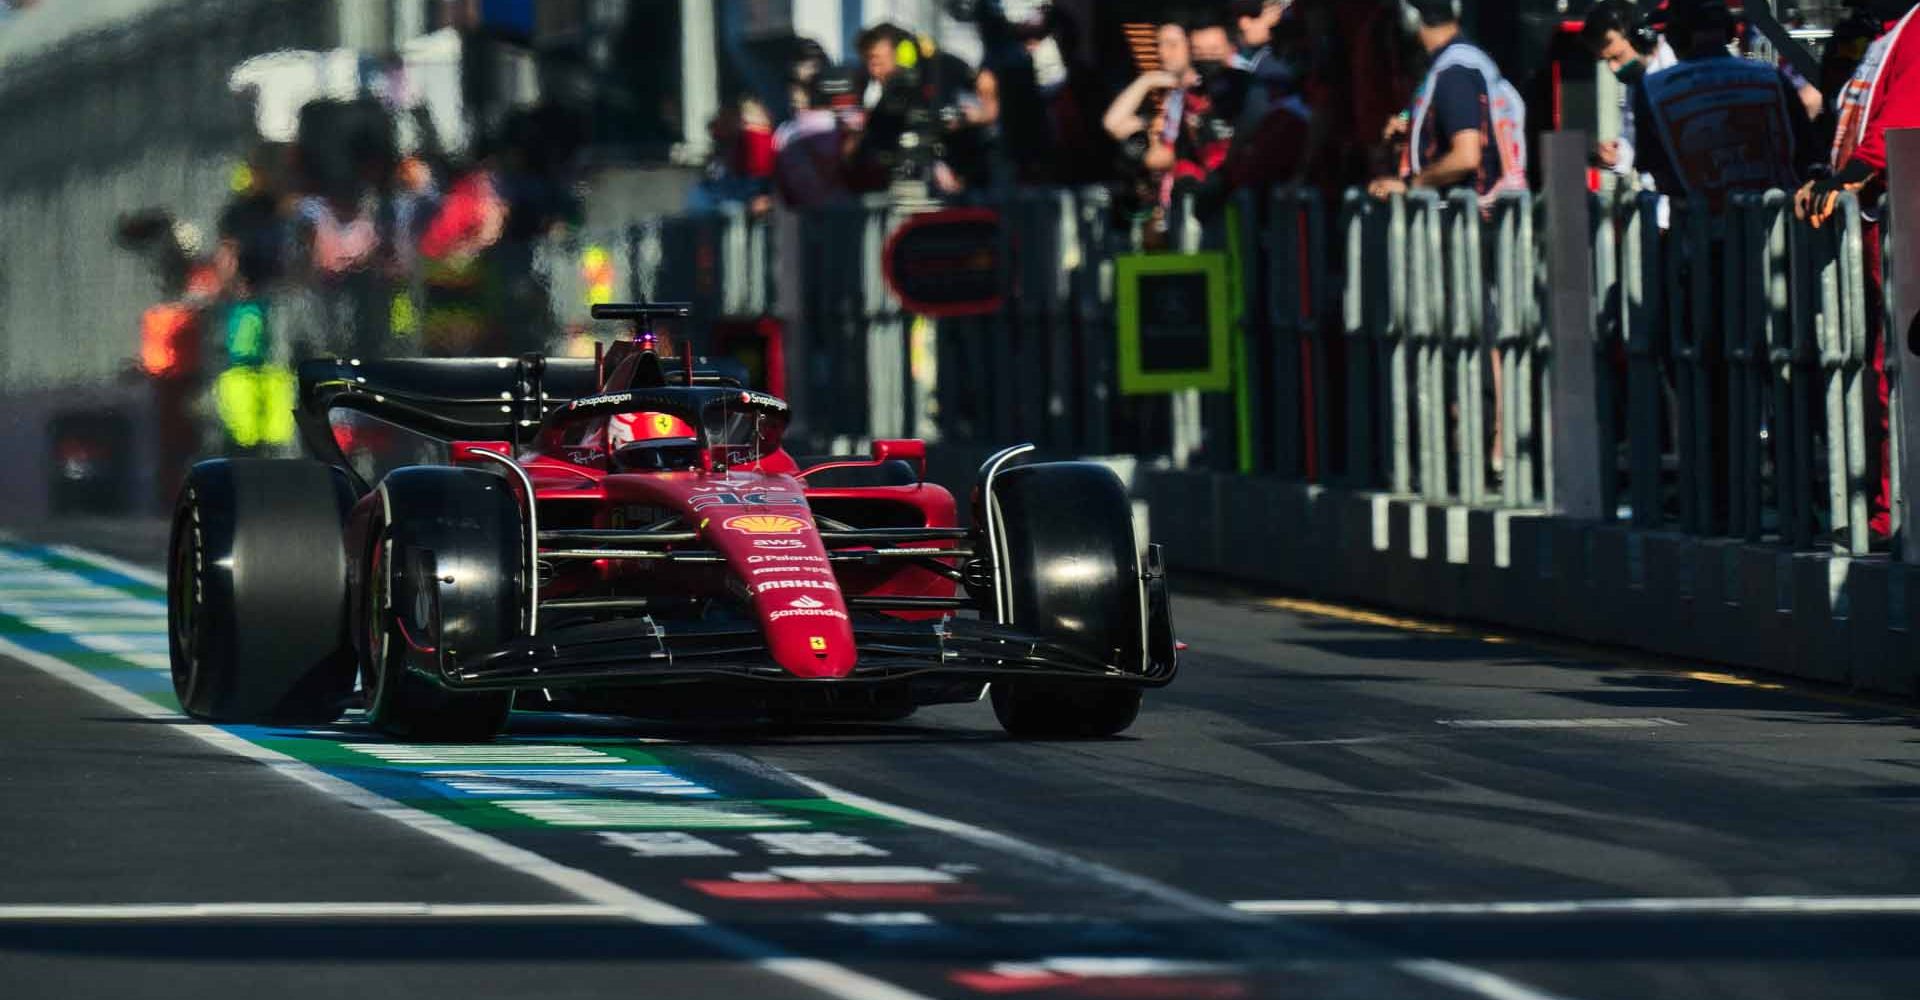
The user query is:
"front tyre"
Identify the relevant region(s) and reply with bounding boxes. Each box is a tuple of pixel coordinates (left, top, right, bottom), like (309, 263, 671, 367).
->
(362, 467, 518, 742)
(168, 459, 357, 722)
(984, 462, 1148, 739)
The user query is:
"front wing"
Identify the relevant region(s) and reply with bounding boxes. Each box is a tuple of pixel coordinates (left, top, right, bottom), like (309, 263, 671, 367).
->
(432, 616, 1178, 692)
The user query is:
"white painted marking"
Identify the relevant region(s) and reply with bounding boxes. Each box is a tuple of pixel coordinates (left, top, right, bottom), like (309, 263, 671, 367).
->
(498, 800, 808, 829)
(0, 549, 935, 1000)
(348, 743, 618, 764)
(0, 586, 128, 600)
(751, 833, 890, 857)
(824, 912, 936, 927)
(43, 544, 169, 586)
(117, 652, 174, 670)
(1395, 959, 1573, 1000)
(429, 768, 712, 797)
(791, 775, 1576, 1000)
(1437, 718, 1682, 729)
(20, 616, 167, 635)
(1, 599, 165, 615)
(71, 634, 171, 654)
(1231, 896, 1920, 917)
(985, 957, 1242, 978)
(598, 832, 739, 858)
(764, 866, 955, 884)
(0, 902, 628, 921)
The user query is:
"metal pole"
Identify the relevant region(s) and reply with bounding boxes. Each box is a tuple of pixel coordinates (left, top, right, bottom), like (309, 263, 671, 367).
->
(1542, 132, 1606, 520)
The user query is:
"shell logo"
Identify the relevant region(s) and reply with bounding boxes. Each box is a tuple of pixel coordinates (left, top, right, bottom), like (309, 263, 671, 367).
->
(725, 514, 808, 535)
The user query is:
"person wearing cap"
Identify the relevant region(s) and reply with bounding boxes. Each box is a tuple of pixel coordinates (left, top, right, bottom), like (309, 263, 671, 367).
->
(1629, 0, 1815, 215)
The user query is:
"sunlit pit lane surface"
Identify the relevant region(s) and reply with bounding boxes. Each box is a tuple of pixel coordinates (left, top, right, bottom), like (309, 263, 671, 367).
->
(0, 540, 1564, 1000)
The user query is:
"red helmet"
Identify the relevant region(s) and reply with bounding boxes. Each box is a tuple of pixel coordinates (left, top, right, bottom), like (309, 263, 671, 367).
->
(609, 411, 695, 449)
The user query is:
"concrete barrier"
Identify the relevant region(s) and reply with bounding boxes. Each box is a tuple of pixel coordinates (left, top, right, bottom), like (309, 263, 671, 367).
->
(1141, 470, 1919, 697)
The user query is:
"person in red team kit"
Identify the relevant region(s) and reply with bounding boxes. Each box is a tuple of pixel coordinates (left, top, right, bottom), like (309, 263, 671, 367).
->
(1798, 3, 1920, 542)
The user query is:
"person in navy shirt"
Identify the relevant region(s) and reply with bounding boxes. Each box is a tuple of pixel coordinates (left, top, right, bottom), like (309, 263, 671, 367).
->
(1367, 0, 1501, 199)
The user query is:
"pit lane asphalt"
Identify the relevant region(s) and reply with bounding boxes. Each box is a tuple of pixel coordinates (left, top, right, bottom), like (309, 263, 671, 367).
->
(3, 532, 1918, 998)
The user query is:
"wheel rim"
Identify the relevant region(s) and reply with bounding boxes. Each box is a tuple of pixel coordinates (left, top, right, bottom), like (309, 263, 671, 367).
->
(167, 500, 200, 702)
(363, 533, 393, 714)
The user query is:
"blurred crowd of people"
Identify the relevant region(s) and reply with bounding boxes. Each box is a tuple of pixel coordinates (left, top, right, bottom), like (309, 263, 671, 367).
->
(116, 85, 591, 454)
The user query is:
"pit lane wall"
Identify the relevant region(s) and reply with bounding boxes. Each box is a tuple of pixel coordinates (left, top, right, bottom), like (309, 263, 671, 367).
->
(1143, 476, 1917, 697)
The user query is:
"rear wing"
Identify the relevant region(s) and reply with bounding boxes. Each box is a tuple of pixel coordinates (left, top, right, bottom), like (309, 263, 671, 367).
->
(296, 356, 600, 442)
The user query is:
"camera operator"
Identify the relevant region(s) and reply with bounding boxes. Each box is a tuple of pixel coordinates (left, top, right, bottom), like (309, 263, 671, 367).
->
(849, 23, 933, 189)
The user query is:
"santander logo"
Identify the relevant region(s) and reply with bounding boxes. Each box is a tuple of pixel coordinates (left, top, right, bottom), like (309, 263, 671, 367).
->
(789, 594, 826, 609)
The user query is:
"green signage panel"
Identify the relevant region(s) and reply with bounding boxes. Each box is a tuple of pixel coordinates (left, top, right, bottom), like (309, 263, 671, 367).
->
(1115, 252, 1232, 395)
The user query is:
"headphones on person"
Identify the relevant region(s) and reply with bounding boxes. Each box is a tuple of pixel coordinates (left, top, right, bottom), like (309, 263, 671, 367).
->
(1588, 0, 1657, 54)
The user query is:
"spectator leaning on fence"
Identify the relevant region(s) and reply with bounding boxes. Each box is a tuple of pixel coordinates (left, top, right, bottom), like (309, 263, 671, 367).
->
(1582, 0, 1676, 179)
(1796, 1, 1920, 542)
(1630, 0, 1816, 215)
(1366, 0, 1521, 204)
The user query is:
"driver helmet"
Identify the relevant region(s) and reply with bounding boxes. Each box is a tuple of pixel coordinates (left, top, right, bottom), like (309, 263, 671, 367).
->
(609, 411, 696, 449)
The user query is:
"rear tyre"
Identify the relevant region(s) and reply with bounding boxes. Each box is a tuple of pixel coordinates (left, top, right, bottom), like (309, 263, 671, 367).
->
(168, 459, 357, 723)
(984, 462, 1147, 739)
(362, 467, 518, 742)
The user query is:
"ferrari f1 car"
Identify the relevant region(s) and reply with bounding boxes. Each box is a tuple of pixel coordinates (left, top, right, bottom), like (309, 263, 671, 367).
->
(167, 303, 1177, 741)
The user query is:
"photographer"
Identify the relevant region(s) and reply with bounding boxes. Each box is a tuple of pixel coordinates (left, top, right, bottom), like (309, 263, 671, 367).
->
(848, 23, 932, 190)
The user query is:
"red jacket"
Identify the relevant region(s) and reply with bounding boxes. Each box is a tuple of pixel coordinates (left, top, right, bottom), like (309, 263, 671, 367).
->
(1845, 4, 1920, 174)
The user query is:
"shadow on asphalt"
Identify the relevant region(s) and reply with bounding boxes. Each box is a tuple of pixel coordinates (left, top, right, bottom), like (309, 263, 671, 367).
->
(1308, 913, 1920, 962)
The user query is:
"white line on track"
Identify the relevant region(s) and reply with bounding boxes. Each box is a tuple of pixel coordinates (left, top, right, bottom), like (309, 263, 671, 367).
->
(10, 542, 1576, 1000)
(43, 543, 167, 587)
(1232, 896, 1920, 917)
(792, 777, 1576, 1000)
(1437, 718, 1682, 729)
(0, 903, 630, 921)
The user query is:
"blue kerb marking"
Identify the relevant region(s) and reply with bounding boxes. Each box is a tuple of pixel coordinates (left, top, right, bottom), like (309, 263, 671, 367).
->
(14, 545, 163, 593)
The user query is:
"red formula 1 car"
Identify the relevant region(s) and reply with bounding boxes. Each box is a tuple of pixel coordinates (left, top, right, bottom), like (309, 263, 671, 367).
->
(167, 303, 1177, 741)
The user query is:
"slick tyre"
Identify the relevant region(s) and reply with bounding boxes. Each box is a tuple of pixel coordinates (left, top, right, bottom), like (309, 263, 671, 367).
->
(986, 462, 1147, 739)
(168, 459, 357, 723)
(362, 467, 518, 742)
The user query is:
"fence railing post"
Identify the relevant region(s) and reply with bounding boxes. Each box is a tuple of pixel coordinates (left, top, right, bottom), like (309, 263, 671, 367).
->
(1407, 190, 1446, 501)
(1540, 131, 1605, 520)
(1340, 190, 1375, 488)
(1837, 194, 1872, 554)
(1386, 193, 1414, 494)
(1622, 192, 1663, 526)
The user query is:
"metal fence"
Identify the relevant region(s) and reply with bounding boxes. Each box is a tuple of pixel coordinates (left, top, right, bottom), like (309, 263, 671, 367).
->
(565, 176, 1886, 558)
(1596, 187, 1880, 554)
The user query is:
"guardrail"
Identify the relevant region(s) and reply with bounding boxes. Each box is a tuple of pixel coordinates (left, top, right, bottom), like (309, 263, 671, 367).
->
(540, 177, 1887, 560)
(1595, 187, 1879, 554)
